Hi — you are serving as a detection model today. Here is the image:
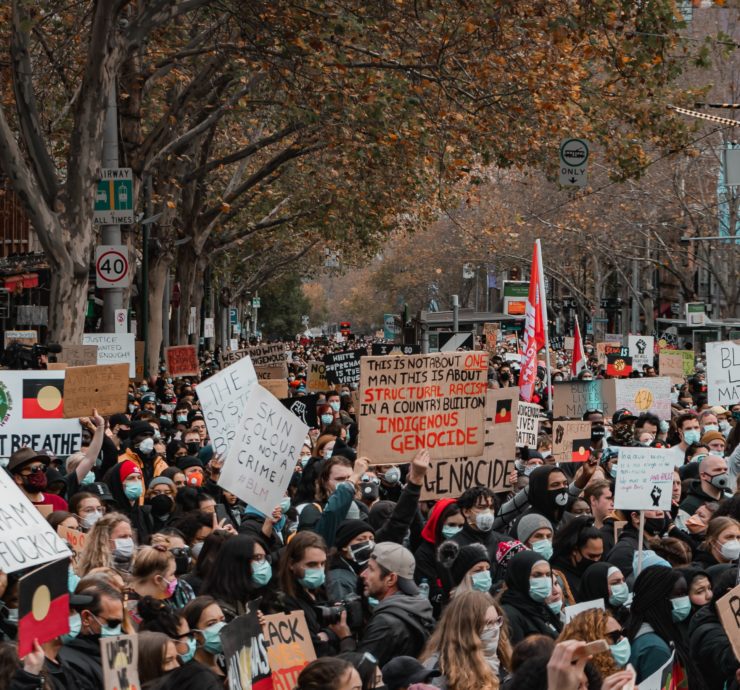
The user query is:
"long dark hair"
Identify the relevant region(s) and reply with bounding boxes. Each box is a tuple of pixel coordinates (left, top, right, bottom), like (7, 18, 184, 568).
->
(200, 534, 265, 605)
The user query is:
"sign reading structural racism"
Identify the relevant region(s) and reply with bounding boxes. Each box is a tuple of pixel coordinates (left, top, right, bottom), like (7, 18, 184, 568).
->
(358, 352, 487, 463)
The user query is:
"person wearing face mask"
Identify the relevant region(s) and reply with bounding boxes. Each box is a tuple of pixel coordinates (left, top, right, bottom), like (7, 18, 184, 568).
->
(176, 455, 207, 488)
(666, 412, 702, 466)
(182, 596, 228, 681)
(129, 545, 183, 620)
(680, 454, 731, 515)
(511, 465, 572, 538)
(500, 551, 562, 644)
(104, 459, 154, 543)
(579, 562, 631, 621)
(146, 476, 177, 528)
(76, 512, 135, 576)
(318, 404, 338, 434)
(118, 421, 167, 486)
(693, 516, 740, 572)
(7, 447, 69, 511)
(557, 608, 626, 679)
(377, 465, 403, 502)
(69, 492, 106, 532)
(516, 513, 555, 563)
(701, 430, 727, 456)
(606, 509, 666, 578)
(451, 487, 507, 561)
(438, 541, 493, 596)
(327, 519, 377, 602)
(550, 516, 605, 595)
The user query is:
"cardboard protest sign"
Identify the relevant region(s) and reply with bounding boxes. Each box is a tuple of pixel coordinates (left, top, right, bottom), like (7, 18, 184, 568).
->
(370, 344, 421, 356)
(552, 421, 593, 463)
(281, 394, 319, 428)
(613, 447, 674, 511)
(247, 343, 288, 369)
(486, 387, 519, 457)
(219, 385, 308, 516)
(307, 361, 328, 392)
(324, 348, 367, 386)
(62, 364, 129, 418)
(164, 345, 199, 377)
(716, 582, 740, 663)
(606, 352, 633, 377)
(82, 333, 136, 378)
(515, 402, 540, 449)
(18, 557, 70, 656)
(58, 344, 98, 367)
(553, 380, 617, 419)
(263, 611, 316, 690)
(4, 330, 37, 348)
(221, 611, 272, 690)
(0, 468, 71, 572)
(357, 351, 487, 463)
(659, 350, 687, 384)
(198, 356, 258, 457)
(614, 376, 671, 420)
(255, 365, 288, 380)
(100, 634, 140, 690)
(58, 525, 88, 554)
(596, 342, 622, 368)
(706, 341, 740, 407)
(135, 340, 145, 381)
(420, 456, 516, 499)
(260, 378, 289, 399)
(628, 335, 655, 370)
(0, 371, 82, 459)
(483, 323, 500, 352)
(564, 336, 575, 351)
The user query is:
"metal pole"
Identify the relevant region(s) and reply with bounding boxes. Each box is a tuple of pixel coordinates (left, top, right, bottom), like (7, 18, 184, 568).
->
(101, 81, 122, 332)
(162, 271, 170, 349)
(142, 176, 151, 378)
(630, 258, 640, 333)
(253, 293, 259, 338)
(452, 294, 459, 333)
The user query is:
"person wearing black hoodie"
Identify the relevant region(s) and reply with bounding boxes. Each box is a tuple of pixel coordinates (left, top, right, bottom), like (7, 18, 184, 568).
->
(508, 465, 571, 537)
(103, 459, 154, 544)
(500, 550, 562, 645)
(579, 562, 631, 622)
(550, 515, 605, 596)
(605, 509, 666, 578)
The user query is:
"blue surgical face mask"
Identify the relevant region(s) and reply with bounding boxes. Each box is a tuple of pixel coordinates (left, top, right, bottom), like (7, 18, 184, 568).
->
(320, 414, 334, 426)
(671, 596, 691, 622)
(68, 566, 80, 594)
(280, 497, 291, 513)
(94, 614, 122, 638)
(60, 613, 82, 643)
(82, 471, 96, 484)
(299, 567, 325, 590)
(329, 401, 340, 412)
(124, 481, 143, 501)
(471, 570, 493, 593)
(609, 582, 630, 607)
(199, 621, 226, 654)
(529, 576, 552, 602)
(703, 424, 719, 434)
(609, 465, 618, 479)
(547, 599, 563, 616)
(368, 596, 380, 608)
(442, 525, 462, 540)
(683, 429, 701, 446)
(610, 637, 631, 668)
(531, 539, 553, 561)
(179, 636, 196, 663)
(251, 559, 272, 587)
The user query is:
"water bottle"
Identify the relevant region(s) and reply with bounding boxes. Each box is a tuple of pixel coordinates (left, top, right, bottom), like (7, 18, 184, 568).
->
(418, 578, 430, 599)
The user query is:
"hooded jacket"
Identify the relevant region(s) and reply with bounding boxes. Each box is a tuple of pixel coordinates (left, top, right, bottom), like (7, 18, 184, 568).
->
(103, 463, 154, 543)
(511, 466, 569, 534)
(357, 592, 435, 666)
(57, 635, 104, 690)
(605, 524, 641, 577)
(689, 603, 737, 690)
(679, 479, 723, 516)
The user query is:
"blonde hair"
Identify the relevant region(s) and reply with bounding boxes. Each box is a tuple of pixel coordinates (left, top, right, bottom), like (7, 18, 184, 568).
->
(132, 545, 174, 582)
(421, 590, 511, 690)
(704, 516, 740, 555)
(557, 609, 619, 679)
(76, 512, 131, 576)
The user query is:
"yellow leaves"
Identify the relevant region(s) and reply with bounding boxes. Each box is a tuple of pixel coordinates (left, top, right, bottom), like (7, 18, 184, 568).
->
(166, 201, 176, 209)
(464, 21, 477, 34)
(221, 202, 231, 213)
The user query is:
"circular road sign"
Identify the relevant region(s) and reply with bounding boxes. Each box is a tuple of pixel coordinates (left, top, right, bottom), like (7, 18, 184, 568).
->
(560, 139, 589, 167)
(96, 248, 129, 286)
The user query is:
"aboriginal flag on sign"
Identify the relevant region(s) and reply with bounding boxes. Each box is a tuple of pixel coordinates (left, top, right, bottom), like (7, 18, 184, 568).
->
(23, 378, 64, 418)
(18, 557, 70, 657)
(571, 440, 591, 462)
(606, 354, 633, 378)
(495, 399, 513, 424)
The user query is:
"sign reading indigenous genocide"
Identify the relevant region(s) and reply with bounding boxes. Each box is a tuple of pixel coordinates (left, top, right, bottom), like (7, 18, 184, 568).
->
(323, 348, 367, 386)
(263, 611, 316, 690)
(552, 421, 593, 463)
(614, 377, 672, 420)
(165, 345, 199, 377)
(358, 352, 487, 463)
(613, 447, 674, 511)
(199, 357, 258, 457)
(0, 371, 82, 459)
(219, 385, 308, 516)
(100, 634, 140, 690)
(515, 402, 540, 449)
(706, 341, 740, 407)
(82, 333, 136, 378)
(62, 364, 129, 418)
(553, 380, 617, 419)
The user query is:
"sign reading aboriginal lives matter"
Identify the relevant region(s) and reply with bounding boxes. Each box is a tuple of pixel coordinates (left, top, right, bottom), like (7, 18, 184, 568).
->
(323, 348, 367, 386)
(358, 351, 487, 463)
(706, 341, 740, 407)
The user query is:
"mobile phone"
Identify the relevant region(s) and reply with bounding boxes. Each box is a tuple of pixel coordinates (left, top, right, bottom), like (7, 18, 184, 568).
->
(581, 639, 609, 656)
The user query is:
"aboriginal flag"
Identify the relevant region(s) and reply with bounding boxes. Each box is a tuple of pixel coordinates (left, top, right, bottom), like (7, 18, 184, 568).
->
(23, 378, 64, 418)
(18, 557, 70, 657)
(495, 399, 513, 424)
(571, 440, 591, 462)
(606, 354, 633, 378)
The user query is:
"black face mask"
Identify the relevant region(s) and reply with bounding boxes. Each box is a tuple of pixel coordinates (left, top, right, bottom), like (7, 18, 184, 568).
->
(548, 488, 569, 509)
(186, 442, 200, 455)
(148, 494, 174, 517)
(349, 540, 375, 569)
(591, 425, 606, 442)
(359, 481, 380, 501)
(171, 548, 191, 576)
(117, 428, 130, 440)
(644, 517, 665, 536)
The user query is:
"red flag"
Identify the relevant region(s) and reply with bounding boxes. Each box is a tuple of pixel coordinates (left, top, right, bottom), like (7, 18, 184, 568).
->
(571, 316, 585, 377)
(518, 240, 547, 401)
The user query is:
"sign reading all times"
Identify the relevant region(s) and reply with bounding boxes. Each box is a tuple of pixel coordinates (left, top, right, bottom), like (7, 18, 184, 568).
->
(94, 168, 134, 225)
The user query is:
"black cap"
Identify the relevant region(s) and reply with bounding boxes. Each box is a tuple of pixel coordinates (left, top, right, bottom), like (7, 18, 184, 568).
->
(176, 455, 203, 472)
(130, 420, 155, 439)
(612, 408, 637, 425)
(85, 481, 114, 502)
(109, 413, 130, 428)
(382, 656, 440, 690)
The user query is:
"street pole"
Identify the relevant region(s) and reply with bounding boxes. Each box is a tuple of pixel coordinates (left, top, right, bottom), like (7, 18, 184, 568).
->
(452, 294, 459, 333)
(142, 176, 151, 378)
(101, 81, 122, 332)
(162, 271, 170, 349)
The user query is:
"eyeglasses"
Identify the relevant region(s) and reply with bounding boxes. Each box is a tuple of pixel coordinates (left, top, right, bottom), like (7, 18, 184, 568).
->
(21, 464, 46, 475)
(605, 629, 624, 645)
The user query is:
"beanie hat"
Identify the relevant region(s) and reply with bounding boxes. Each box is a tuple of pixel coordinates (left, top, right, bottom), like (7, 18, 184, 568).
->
(438, 541, 490, 588)
(335, 519, 375, 549)
(176, 455, 203, 472)
(119, 460, 140, 482)
(516, 513, 554, 545)
(149, 476, 175, 490)
(495, 540, 527, 571)
(700, 430, 725, 446)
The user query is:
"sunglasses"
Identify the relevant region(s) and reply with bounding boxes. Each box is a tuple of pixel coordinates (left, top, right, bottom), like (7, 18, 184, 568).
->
(21, 465, 47, 475)
(605, 629, 624, 645)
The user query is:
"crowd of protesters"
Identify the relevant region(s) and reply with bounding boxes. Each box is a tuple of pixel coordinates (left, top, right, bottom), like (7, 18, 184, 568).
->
(0, 333, 738, 690)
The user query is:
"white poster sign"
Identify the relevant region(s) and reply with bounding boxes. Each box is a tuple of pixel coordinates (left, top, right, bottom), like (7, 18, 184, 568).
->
(515, 402, 540, 449)
(613, 447, 673, 511)
(198, 357, 258, 457)
(219, 385, 308, 516)
(203, 318, 214, 339)
(614, 376, 672, 420)
(563, 598, 604, 624)
(0, 371, 82, 459)
(706, 341, 740, 407)
(82, 333, 135, 378)
(627, 335, 655, 370)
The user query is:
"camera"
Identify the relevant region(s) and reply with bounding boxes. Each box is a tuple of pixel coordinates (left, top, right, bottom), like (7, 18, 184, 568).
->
(314, 593, 364, 630)
(1, 342, 62, 369)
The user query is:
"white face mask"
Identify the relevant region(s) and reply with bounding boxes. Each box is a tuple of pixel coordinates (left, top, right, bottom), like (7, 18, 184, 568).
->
(720, 539, 740, 561)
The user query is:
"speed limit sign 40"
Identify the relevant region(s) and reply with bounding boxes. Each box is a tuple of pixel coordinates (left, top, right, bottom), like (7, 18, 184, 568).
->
(95, 245, 130, 288)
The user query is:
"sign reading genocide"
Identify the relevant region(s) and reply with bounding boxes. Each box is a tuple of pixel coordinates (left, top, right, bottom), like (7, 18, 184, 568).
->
(552, 421, 593, 463)
(263, 611, 316, 690)
(515, 402, 540, 448)
(100, 634, 140, 690)
(323, 348, 367, 386)
(358, 352, 488, 463)
(219, 385, 309, 516)
(613, 447, 674, 511)
(614, 377, 672, 420)
(706, 341, 740, 407)
(165, 345, 199, 377)
(82, 333, 136, 378)
(553, 380, 617, 419)
(62, 364, 129, 418)
(198, 357, 258, 457)
(0, 371, 82, 459)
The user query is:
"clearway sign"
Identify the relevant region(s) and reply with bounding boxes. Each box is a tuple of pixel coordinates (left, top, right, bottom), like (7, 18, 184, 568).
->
(559, 139, 589, 188)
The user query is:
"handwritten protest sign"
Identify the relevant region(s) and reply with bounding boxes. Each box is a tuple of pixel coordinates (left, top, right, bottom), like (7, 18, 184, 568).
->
(515, 402, 540, 448)
(58, 344, 98, 367)
(260, 378, 289, 399)
(198, 357, 258, 457)
(263, 611, 316, 690)
(165, 345, 199, 377)
(706, 341, 740, 407)
(135, 340, 145, 381)
(324, 348, 367, 386)
(596, 341, 623, 368)
(222, 611, 272, 690)
(224, 343, 287, 373)
(58, 525, 88, 554)
(282, 394, 319, 428)
(716, 582, 740, 663)
(483, 323, 500, 352)
(4, 330, 37, 348)
(219, 385, 308, 516)
(613, 447, 673, 511)
(82, 333, 136, 378)
(62, 364, 129, 418)
(307, 361, 328, 392)
(255, 365, 288, 380)
(659, 350, 687, 384)
(552, 421, 593, 463)
(101, 634, 139, 690)
(628, 335, 655, 370)
(420, 456, 516, 499)
(614, 377, 672, 420)
(553, 380, 617, 419)
(358, 351, 487, 463)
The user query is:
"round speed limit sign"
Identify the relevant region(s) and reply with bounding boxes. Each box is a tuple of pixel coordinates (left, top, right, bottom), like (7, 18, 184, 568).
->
(95, 245, 130, 288)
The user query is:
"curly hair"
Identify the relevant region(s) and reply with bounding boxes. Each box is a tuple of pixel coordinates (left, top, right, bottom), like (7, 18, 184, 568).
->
(557, 608, 619, 679)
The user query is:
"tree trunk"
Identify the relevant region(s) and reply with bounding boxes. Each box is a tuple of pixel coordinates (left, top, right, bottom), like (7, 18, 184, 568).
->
(146, 253, 169, 375)
(174, 242, 207, 344)
(48, 261, 89, 343)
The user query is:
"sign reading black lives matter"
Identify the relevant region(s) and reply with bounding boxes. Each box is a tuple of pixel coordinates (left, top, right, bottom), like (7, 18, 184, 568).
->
(323, 348, 367, 386)
(706, 341, 740, 407)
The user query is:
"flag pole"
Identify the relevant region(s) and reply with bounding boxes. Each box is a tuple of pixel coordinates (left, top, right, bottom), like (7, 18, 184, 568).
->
(537, 239, 553, 412)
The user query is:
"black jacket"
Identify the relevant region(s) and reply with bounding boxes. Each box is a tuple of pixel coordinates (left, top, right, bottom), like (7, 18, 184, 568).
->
(605, 524, 640, 577)
(413, 540, 454, 619)
(452, 523, 507, 564)
(500, 588, 561, 645)
(57, 635, 104, 690)
(689, 604, 738, 690)
(143, 660, 223, 690)
(679, 480, 722, 515)
(357, 592, 435, 667)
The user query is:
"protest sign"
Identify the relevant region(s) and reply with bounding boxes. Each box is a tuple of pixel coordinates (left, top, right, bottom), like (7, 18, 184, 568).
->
(263, 611, 316, 690)
(563, 599, 604, 625)
(483, 323, 500, 352)
(515, 402, 540, 448)
(553, 380, 617, 419)
(640, 651, 679, 690)
(659, 350, 687, 384)
(58, 525, 88, 554)
(282, 394, 319, 428)
(358, 351, 487, 463)
(4, 330, 37, 348)
(628, 335, 655, 370)
(552, 421, 593, 463)
(219, 385, 308, 516)
(706, 341, 740, 407)
(221, 611, 272, 690)
(255, 365, 288, 380)
(260, 378, 289, 399)
(0, 371, 82, 459)
(606, 352, 633, 377)
(0, 467, 70, 573)
(596, 341, 623, 368)
(58, 344, 98, 367)
(82, 333, 136, 378)
(324, 348, 367, 386)
(198, 357, 258, 457)
(564, 336, 575, 351)
(248, 343, 287, 368)
(370, 344, 421, 356)
(46, 363, 67, 370)
(164, 345, 199, 377)
(62, 364, 129, 418)
(716, 582, 740, 663)
(613, 447, 674, 511)
(420, 456, 516, 499)
(100, 634, 139, 690)
(307, 361, 328, 392)
(614, 376, 672, 420)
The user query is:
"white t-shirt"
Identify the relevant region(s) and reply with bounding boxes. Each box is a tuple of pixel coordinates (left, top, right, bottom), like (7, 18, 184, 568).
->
(666, 444, 687, 467)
